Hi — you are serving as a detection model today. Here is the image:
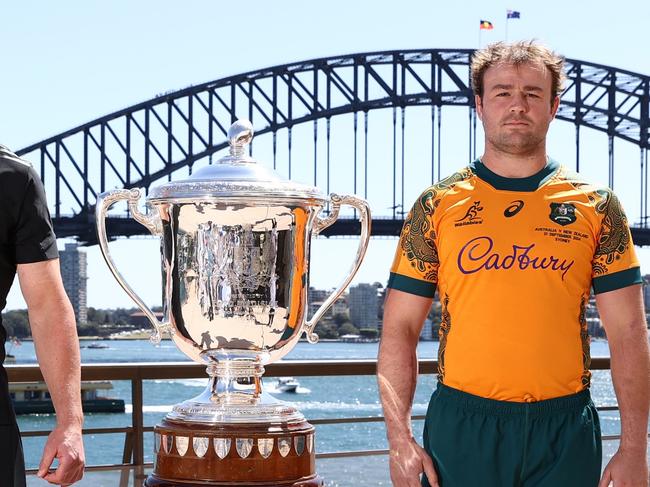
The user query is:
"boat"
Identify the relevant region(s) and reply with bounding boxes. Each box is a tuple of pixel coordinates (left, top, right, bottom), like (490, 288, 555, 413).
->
(9, 380, 125, 414)
(5, 336, 20, 363)
(87, 342, 109, 349)
(275, 377, 300, 393)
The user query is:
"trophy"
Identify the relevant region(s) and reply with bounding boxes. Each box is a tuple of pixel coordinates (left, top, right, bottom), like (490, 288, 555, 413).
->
(96, 120, 371, 486)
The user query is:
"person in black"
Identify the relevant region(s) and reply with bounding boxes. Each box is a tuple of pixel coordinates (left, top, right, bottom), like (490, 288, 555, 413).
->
(0, 145, 84, 486)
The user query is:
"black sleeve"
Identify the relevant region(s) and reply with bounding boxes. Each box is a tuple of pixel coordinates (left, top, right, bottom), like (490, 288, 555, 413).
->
(14, 167, 58, 264)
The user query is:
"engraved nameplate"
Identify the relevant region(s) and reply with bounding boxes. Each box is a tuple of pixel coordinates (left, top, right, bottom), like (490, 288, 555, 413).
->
(258, 438, 273, 459)
(294, 435, 305, 456)
(278, 437, 291, 457)
(176, 436, 189, 456)
(236, 438, 253, 458)
(193, 437, 209, 458)
(214, 438, 231, 459)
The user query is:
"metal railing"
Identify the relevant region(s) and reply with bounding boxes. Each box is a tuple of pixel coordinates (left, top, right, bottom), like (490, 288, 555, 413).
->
(6, 358, 620, 484)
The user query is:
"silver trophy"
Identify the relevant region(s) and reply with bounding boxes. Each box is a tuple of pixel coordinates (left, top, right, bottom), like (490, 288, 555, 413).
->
(96, 119, 370, 485)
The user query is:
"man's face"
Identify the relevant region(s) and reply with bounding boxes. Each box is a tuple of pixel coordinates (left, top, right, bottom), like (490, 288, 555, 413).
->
(476, 62, 559, 155)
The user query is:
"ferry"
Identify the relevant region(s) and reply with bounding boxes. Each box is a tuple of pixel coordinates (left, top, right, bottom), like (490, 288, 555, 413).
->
(9, 380, 125, 414)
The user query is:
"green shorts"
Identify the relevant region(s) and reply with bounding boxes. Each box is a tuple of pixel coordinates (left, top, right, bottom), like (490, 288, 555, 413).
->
(422, 383, 602, 487)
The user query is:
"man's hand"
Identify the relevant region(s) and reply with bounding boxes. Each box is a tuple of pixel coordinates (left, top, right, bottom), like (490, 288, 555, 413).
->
(596, 285, 650, 487)
(598, 447, 649, 487)
(389, 437, 438, 487)
(37, 424, 85, 485)
(379, 290, 435, 486)
(17, 260, 85, 484)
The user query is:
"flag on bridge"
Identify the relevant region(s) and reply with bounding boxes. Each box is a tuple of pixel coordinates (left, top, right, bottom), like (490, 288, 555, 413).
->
(507, 10, 521, 19)
(480, 20, 494, 30)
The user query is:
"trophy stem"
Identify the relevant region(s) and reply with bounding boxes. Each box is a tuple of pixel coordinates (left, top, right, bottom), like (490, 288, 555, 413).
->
(167, 356, 303, 424)
(206, 358, 264, 405)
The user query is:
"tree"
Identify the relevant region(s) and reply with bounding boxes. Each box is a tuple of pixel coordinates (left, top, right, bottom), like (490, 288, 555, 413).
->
(77, 322, 103, 337)
(2, 310, 30, 339)
(338, 322, 359, 336)
(87, 307, 108, 325)
(359, 328, 379, 339)
(332, 313, 350, 326)
(314, 322, 339, 339)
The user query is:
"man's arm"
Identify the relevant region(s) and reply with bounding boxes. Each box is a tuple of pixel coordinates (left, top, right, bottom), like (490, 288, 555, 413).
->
(17, 259, 85, 485)
(378, 288, 438, 487)
(595, 284, 649, 487)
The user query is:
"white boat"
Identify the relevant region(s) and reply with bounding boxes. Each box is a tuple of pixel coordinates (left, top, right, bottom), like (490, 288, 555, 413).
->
(5, 337, 20, 363)
(275, 377, 300, 393)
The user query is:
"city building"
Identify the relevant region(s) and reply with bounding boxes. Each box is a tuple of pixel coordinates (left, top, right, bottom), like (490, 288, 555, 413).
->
(307, 287, 348, 321)
(129, 310, 165, 329)
(349, 283, 381, 330)
(59, 243, 88, 325)
(308, 287, 330, 319)
(330, 296, 349, 318)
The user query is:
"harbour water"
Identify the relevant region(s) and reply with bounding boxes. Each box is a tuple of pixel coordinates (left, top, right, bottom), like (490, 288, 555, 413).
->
(5, 339, 639, 486)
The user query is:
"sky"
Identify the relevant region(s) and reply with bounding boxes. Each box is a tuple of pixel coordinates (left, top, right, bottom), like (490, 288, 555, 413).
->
(2, 0, 650, 310)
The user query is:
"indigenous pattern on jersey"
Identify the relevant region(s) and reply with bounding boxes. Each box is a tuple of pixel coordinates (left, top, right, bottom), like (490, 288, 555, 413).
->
(388, 159, 641, 402)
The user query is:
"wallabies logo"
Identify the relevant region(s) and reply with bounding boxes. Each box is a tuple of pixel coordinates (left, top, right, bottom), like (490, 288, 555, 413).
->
(549, 203, 577, 226)
(455, 201, 484, 226)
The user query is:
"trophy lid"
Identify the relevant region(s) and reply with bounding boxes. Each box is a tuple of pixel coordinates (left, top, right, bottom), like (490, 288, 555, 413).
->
(148, 119, 326, 202)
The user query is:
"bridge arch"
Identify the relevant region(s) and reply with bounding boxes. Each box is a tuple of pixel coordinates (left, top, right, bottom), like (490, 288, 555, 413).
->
(16, 49, 650, 243)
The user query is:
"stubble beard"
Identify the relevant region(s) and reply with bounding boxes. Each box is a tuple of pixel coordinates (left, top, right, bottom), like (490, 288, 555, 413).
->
(486, 129, 546, 156)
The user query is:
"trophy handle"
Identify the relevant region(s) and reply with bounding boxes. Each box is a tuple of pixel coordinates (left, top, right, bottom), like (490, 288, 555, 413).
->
(304, 193, 372, 343)
(95, 189, 171, 343)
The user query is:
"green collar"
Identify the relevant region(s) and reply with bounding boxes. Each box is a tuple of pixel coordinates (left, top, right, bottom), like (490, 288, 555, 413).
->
(469, 158, 559, 192)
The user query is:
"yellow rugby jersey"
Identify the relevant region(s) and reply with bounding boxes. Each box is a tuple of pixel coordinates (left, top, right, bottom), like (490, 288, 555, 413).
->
(388, 159, 642, 402)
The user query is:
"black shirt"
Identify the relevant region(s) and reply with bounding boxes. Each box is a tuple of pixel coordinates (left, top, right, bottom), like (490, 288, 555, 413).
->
(0, 145, 58, 420)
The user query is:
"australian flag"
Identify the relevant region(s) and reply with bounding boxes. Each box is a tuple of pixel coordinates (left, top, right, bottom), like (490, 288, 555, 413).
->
(507, 10, 521, 19)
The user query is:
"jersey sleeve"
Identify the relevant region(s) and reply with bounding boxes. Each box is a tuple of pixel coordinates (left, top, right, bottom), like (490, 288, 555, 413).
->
(591, 189, 642, 294)
(387, 188, 439, 297)
(14, 166, 59, 264)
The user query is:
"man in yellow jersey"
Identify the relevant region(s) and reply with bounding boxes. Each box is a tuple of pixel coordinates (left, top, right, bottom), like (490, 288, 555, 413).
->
(378, 41, 650, 487)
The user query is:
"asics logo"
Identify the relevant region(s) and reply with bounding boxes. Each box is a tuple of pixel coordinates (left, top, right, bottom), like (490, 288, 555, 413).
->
(504, 200, 524, 218)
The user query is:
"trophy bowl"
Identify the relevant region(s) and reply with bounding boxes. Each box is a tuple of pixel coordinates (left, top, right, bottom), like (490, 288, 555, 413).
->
(96, 120, 371, 486)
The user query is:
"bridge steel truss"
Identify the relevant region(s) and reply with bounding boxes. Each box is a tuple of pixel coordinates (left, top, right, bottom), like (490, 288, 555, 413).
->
(16, 49, 650, 245)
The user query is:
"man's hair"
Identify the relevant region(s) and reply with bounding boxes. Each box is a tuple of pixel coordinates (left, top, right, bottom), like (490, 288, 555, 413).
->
(471, 40, 566, 102)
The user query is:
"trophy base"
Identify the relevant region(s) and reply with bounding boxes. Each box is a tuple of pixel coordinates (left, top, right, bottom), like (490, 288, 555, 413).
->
(144, 475, 323, 486)
(146, 417, 323, 486)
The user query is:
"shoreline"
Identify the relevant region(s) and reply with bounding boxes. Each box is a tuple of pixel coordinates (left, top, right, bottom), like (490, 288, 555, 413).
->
(10, 336, 615, 345)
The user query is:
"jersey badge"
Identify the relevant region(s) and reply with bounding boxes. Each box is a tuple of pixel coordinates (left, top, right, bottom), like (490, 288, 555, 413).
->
(549, 203, 576, 226)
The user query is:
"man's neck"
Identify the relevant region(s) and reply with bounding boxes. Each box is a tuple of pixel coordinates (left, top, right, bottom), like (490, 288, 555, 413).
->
(480, 146, 548, 178)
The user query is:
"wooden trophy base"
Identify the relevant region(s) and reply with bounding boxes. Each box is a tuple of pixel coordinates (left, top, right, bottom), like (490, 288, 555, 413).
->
(144, 417, 323, 486)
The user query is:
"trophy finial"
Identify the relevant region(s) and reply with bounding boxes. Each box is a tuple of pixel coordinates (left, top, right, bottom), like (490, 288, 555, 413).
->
(228, 119, 254, 158)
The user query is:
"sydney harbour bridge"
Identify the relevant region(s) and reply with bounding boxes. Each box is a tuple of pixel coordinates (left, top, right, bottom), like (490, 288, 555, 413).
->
(16, 49, 650, 245)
